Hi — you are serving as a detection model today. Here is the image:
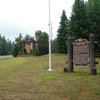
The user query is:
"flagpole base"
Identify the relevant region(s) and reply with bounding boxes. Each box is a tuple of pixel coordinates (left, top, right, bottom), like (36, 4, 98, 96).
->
(48, 68, 52, 72)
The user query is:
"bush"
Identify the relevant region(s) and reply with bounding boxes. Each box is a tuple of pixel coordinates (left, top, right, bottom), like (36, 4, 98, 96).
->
(34, 47, 40, 56)
(13, 45, 19, 57)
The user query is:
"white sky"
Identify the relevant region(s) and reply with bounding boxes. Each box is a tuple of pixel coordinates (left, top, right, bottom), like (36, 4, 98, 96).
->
(0, 0, 75, 41)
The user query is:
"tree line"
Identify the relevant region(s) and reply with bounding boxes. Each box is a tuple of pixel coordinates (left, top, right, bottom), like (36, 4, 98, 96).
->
(0, 34, 14, 55)
(54, 0, 100, 53)
(2, 0, 100, 56)
(12, 0, 100, 56)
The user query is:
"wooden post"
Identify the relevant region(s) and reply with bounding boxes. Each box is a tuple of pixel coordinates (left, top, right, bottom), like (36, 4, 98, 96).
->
(67, 37, 73, 72)
(89, 34, 97, 75)
(22, 42, 24, 55)
(32, 39, 35, 52)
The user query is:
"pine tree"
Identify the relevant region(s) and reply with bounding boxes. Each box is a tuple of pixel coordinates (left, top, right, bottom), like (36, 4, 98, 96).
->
(0, 34, 14, 55)
(69, 0, 89, 40)
(87, 0, 100, 52)
(88, 0, 100, 37)
(15, 33, 23, 55)
(1, 36, 8, 55)
(0, 35, 2, 55)
(51, 38, 57, 53)
(57, 10, 69, 53)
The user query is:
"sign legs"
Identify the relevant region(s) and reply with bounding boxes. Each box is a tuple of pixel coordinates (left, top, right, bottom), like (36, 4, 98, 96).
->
(64, 37, 73, 72)
(89, 34, 97, 75)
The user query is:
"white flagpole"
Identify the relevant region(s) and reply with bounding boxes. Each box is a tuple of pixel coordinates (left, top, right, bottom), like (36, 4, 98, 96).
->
(51, 22, 53, 41)
(48, 0, 52, 71)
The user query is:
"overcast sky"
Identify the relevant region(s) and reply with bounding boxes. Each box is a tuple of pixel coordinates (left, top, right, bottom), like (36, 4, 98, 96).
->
(0, 0, 76, 41)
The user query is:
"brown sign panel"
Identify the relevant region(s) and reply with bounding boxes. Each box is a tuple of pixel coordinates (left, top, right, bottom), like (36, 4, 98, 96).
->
(73, 39, 89, 66)
(25, 44, 31, 53)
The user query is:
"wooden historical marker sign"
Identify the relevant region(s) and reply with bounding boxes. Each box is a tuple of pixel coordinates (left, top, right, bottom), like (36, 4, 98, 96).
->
(73, 39, 89, 66)
(25, 44, 31, 54)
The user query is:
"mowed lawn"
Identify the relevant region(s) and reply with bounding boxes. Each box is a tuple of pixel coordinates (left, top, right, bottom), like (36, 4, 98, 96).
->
(0, 54, 100, 100)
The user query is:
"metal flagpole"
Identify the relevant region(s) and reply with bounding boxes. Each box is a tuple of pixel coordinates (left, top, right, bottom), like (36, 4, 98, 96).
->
(51, 22, 53, 41)
(48, 0, 52, 71)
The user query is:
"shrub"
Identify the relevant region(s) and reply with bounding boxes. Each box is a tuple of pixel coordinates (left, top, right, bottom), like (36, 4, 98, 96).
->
(34, 47, 40, 56)
(13, 44, 19, 57)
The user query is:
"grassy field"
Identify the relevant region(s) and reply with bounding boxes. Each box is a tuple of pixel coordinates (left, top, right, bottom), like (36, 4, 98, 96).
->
(0, 54, 100, 100)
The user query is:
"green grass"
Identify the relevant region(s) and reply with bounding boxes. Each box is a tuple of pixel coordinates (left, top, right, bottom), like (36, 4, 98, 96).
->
(0, 54, 100, 100)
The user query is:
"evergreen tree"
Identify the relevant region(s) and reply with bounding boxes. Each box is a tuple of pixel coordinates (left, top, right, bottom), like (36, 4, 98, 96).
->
(88, 0, 100, 38)
(0, 35, 13, 55)
(24, 34, 31, 41)
(87, 0, 100, 52)
(35, 31, 49, 55)
(69, 0, 89, 40)
(1, 36, 8, 55)
(15, 33, 23, 45)
(51, 38, 57, 53)
(0, 35, 2, 55)
(7, 40, 13, 54)
(57, 10, 69, 53)
(13, 44, 20, 57)
(14, 33, 23, 55)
